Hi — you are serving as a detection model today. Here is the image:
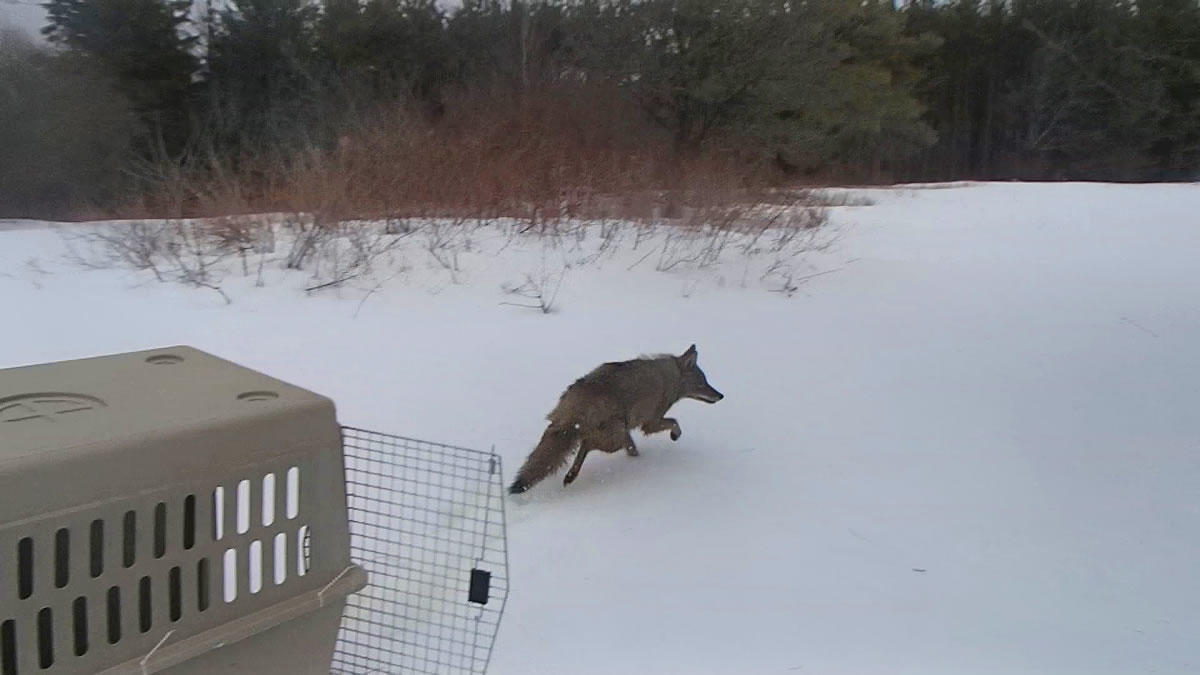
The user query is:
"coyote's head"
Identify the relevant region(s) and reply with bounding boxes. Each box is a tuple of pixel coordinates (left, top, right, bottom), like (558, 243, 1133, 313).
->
(677, 344, 724, 404)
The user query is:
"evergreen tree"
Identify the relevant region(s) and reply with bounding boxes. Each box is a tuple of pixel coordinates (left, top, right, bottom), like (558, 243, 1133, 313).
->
(42, 0, 197, 154)
(204, 0, 320, 150)
(1, 29, 138, 215)
(316, 0, 452, 102)
(904, 0, 1199, 180)
(447, 0, 570, 93)
(1134, 0, 1200, 177)
(570, 0, 935, 172)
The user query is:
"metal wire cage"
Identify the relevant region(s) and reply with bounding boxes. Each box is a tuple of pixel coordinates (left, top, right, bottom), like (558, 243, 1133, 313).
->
(331, 427, 509, 675)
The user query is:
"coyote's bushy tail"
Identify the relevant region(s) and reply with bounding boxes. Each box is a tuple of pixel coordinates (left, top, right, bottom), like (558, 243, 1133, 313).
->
(508, 425, 580, 494)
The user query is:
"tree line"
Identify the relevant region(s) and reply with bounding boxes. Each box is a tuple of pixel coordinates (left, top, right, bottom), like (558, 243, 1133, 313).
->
(2, 0, 1197, 217)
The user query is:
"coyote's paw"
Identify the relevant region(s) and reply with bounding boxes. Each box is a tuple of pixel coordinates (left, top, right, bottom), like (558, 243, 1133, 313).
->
(670, 425, 682, 441)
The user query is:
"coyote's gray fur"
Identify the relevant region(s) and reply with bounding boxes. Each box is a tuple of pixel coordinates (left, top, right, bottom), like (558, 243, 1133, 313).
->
(508, 344, 723, 494)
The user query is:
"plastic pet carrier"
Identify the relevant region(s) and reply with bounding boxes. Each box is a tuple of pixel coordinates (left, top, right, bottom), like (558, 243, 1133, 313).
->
(0, 346, 508, 675)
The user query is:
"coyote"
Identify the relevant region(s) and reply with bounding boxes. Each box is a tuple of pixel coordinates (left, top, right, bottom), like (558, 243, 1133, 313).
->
(508, 344, 723, 494)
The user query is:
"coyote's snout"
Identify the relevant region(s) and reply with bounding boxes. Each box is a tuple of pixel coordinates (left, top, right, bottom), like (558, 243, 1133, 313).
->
(508, 344, 723, 494)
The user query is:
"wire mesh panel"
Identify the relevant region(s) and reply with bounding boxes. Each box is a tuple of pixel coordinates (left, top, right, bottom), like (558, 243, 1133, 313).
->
(332, 427, 509, 675)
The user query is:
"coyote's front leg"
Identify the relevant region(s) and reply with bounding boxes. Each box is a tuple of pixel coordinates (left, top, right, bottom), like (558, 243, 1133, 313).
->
(641, 417, 682, 441)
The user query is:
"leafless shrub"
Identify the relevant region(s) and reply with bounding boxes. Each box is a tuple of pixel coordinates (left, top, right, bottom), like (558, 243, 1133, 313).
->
(57, 110, 835, 300)
(568, 218, 625, 266)
(646, 192, 830, 275)
(501, 270, 565, 314)
(64, 221, 169, 279)
(761, 259, 800, 297)
(655, 228, 702, 272)
(64, 219, 233, 303)
(204, 215, 275, 277)
(159, 222, 232, 304)
(422, 217, 473, 283)
(501, 246, 567, 314)
(346, 221, 407, 273)
(762, 258, 845, 297)
(284, 216, 332, 271)
(304, 219, 411, 294)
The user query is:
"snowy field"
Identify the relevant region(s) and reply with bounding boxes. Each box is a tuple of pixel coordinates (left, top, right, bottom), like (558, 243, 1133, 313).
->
(2, 182, 1198, 674)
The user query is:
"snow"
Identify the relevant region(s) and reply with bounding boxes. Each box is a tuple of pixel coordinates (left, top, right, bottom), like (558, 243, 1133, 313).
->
(2, 182, 1199, 674)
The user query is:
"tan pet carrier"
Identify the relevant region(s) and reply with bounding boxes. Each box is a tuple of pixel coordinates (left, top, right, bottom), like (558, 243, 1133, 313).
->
(1, 346, 508, 675)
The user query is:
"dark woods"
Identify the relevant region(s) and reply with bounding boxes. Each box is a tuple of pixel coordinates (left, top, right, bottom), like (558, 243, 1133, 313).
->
(2, 0, 1198, 218)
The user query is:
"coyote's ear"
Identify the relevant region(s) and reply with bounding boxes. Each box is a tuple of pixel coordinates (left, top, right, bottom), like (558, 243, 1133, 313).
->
(680, 344, 698, 367)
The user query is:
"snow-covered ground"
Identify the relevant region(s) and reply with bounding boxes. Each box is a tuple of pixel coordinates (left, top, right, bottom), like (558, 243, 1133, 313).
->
(2, 182, 1198, 674)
